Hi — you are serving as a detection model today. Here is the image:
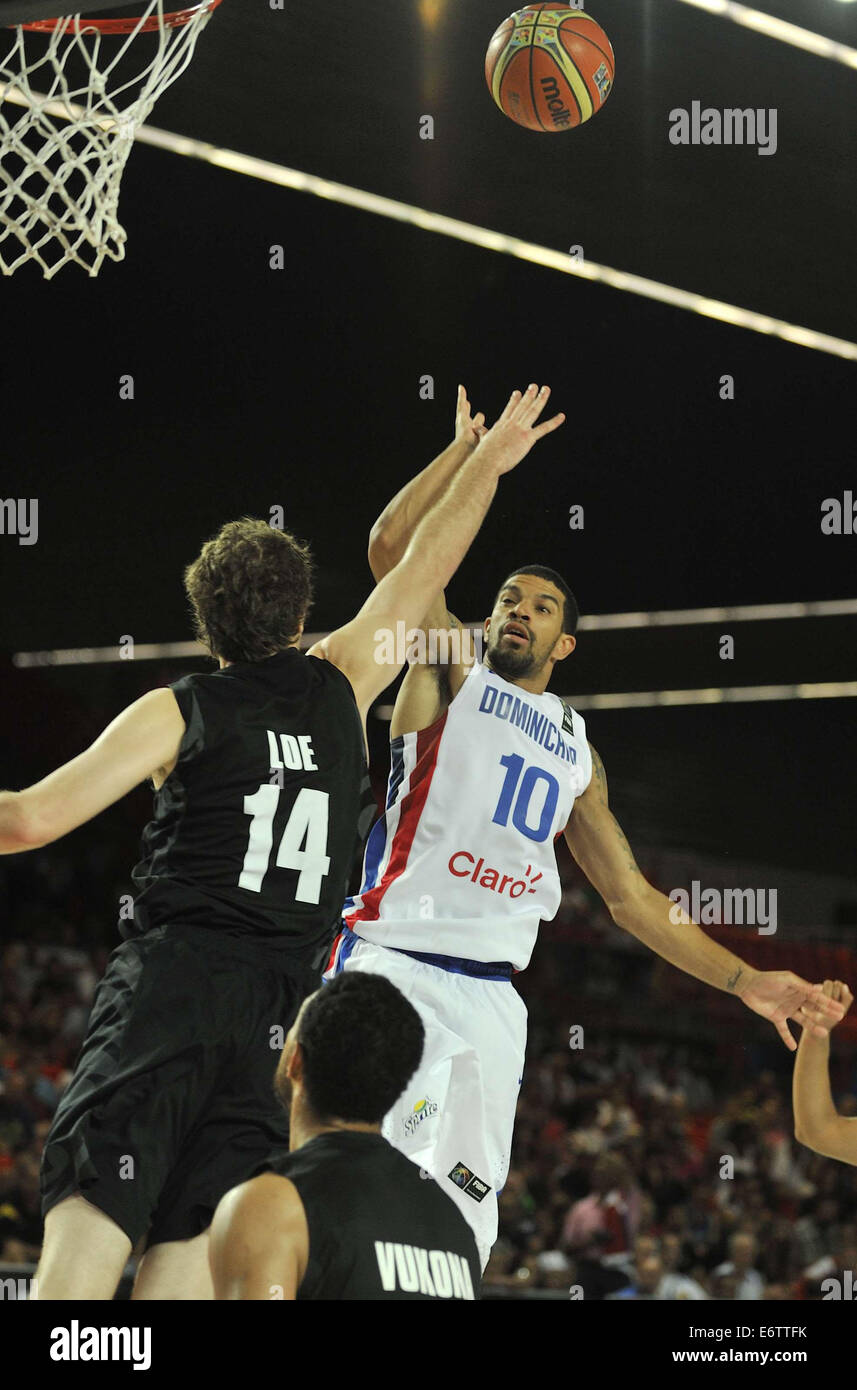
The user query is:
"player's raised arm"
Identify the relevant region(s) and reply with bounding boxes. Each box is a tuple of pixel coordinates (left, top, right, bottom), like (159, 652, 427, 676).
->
(0, 688, 186, 855)
(564, 743, 846, 1052)
(369, 386, 494, 732)
(793, 980, 857, 1164)
(209, 1173, 308, 1300)
(367, 384, 486, 582)
(309, 384, 565, 715)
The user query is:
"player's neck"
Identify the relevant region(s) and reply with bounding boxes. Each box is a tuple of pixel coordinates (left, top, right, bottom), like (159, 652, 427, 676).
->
(483, 658, 550, 697)
(290, 1102, 381, 1151)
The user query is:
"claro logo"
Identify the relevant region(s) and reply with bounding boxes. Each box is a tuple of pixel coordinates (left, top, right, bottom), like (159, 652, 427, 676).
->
(448, 851, 543, 898)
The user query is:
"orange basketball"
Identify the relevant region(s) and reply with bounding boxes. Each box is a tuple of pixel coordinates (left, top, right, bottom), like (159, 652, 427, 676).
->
(485, 5, 615, 133)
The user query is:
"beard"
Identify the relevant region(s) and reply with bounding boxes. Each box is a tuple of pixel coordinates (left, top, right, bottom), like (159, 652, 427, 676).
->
(486, 634, 539, 679)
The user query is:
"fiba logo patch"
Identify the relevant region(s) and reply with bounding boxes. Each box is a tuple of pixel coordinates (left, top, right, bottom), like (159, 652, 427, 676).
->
(448, 1161, 491, 1203)
(593, 62, 612, 103)
(403, 1096, 439, 1139)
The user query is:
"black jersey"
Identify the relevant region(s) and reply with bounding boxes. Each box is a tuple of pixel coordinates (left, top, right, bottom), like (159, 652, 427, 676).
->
(264, 1131, 481, 1299)
(126, 651, 374, 961)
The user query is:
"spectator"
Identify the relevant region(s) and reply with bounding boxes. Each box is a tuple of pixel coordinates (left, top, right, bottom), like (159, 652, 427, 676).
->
(606, 1254, 665, 1301)
(713, 1232, 764, 1300)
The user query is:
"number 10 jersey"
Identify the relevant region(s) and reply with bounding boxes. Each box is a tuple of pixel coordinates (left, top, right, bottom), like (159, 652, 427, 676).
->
(344, 662, 592, 971)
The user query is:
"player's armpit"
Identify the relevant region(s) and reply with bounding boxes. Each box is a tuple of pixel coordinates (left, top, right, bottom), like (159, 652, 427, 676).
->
(12, 688, 185, 852)
(563, 742, 648, 924)
(209, 1174, 308, 1301)
(390, 601, 475, 737)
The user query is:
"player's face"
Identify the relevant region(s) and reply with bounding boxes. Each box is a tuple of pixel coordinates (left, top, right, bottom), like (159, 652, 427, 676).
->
(484, 574, 570, 679)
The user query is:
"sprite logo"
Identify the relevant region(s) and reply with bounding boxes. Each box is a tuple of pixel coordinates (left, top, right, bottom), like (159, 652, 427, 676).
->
(403, 1096, 439, 1138)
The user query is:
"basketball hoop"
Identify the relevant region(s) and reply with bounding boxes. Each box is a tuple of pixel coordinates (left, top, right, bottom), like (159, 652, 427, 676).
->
(0, 0, 222, 276)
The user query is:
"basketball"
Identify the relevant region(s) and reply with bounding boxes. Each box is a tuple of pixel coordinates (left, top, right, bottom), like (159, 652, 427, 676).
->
(485, 5, 615, 133)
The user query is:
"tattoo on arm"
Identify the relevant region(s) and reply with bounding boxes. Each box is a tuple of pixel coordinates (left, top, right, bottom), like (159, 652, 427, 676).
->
(589, 743, 608, 805)
(588, 743, 641, 878)
(610, 811, 642, 878)
(727, 966, 743, 992)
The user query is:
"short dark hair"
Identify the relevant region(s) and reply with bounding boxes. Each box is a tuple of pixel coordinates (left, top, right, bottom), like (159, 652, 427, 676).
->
(297, 973, 425, 1124)
(184, 517, 313, 663)
(499, 565, 579, 636)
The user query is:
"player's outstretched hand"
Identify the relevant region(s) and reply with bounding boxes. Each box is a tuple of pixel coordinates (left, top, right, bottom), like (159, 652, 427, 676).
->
(455, 384, 487, 449)
(472, 384, 565, 476)
(803, 979, 854, 1035)
(739, 971, 847, 1051)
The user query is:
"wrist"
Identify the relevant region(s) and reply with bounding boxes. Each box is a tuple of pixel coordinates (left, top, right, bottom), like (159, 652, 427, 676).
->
(452, 433, 479, 459)
(733, 963, 761, 999)
(462, 444, 504, 479)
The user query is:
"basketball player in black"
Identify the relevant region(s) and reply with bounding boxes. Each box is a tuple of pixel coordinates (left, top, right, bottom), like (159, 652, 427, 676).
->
(0, 383, 566, 1300)
(209, 971, 481, 1299)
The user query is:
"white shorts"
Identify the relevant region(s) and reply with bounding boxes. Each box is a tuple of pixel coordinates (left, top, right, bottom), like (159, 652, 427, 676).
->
(325, 930, 528, 1269)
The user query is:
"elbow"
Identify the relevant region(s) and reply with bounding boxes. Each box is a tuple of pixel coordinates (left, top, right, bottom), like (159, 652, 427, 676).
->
(11, 792, 50, 851)
(608, 899, 631, 930)
(0, 793, 38, 853)
(794, 1122, 824, 1156)
(367, 518, 394, 570)
(609, 885, 652, 933)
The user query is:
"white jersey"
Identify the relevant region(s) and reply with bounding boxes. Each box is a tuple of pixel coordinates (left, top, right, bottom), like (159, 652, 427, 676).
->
(344, 662, 592, 971)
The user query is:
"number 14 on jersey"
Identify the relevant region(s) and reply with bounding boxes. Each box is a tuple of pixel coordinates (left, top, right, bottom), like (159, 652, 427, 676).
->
(239, 784, 331, 904)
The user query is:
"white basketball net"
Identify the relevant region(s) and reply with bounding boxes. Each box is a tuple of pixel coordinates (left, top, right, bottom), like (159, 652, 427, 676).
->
(0, 1, 217, 276)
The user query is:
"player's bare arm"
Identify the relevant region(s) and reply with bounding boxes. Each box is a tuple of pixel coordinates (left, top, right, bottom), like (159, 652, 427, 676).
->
(0, 688, 186, 854)
(564, 743, 845, 1051)
(209, 1173, 308, 1301)
(368, 384, 486, 584)
(794, 980, 857, 1164)
(309, 384, 564, 719)
(370, 386, 491, 734)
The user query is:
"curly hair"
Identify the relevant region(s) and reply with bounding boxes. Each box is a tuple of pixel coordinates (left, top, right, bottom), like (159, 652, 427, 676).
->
(184, 518, 314, 664)
(297, 973, 425, 1124)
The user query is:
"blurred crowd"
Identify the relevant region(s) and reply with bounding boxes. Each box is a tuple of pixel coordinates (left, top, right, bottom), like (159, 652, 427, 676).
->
(2, 843, 857, 1299)
(487, 1035, 857, 1299)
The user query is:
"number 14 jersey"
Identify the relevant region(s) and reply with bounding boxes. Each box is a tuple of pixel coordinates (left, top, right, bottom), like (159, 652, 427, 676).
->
(344, 662, 592, 971)
(128, 650, 371, 962)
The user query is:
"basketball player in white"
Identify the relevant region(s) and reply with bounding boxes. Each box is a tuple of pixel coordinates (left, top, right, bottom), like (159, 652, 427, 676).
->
(326, 383, 845, 1269)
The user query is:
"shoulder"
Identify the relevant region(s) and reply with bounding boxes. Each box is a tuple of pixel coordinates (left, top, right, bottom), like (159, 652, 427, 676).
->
(304, 646, 360, 700)
(213, 1171, 306, 1243)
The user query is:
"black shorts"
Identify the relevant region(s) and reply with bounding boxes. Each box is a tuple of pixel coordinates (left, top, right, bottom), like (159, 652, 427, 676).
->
(40, 924, 321, 1248)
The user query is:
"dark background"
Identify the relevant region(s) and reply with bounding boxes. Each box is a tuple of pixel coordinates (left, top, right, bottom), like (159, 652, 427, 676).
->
(1, 0, 855, 894)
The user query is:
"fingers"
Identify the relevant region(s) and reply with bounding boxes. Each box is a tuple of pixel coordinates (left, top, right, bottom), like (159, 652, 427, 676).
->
(501, 383, 563, 426)
(827, 979, 854, 1009)
(498, 389, 523, 423)
(797, 979, 842, 1016)
(776, 1017, 797, 1052)
(515, 383, 550, 426)
(533, 410, 566, 438)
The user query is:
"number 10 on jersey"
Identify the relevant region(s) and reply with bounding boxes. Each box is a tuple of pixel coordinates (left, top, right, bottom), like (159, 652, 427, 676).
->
(239, 785, 331, 904)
